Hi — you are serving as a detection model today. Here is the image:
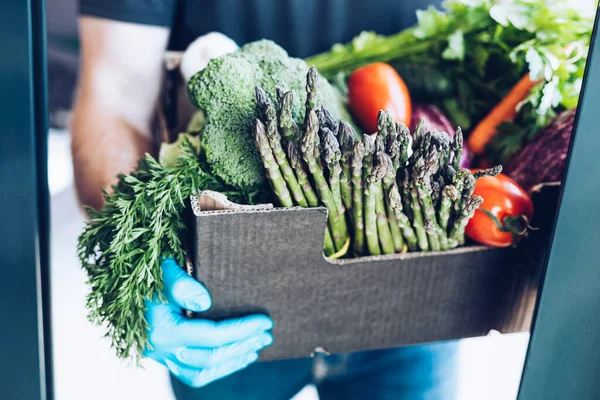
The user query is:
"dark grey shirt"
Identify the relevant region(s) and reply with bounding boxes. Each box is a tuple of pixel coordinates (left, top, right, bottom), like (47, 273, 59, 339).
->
(78, 0, 443, 58)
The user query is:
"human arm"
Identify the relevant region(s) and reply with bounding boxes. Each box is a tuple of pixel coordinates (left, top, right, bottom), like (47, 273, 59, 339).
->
(71, 17, 168, 210)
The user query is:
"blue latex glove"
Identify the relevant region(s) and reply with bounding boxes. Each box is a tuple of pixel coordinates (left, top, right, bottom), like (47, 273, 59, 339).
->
(144, 259, 274, 388)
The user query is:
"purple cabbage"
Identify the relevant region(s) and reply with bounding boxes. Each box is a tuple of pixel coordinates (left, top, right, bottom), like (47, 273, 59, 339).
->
(410, 103, 470, 168)
(506, 109, 575, 193)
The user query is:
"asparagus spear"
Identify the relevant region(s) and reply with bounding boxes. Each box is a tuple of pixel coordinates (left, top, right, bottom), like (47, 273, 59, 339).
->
(388, 183, 418, 251)
(385, 111, 396, 138)
(374, 133, 385, 154)
(430, 178, 441, 209)
(379, 151, 405, 253)
(317, 105, 338, 132)
(409, 164, 429, 251)
(451, 127, 464, 172)
(424, 219, 449, 251)
(461, 172, 477, 200)
(287, 141, 320, 207)
(364, 179, 381, 256)
(414, 172, 441, 251)
(288, 135, 335, 256)
(445, 165, 457, 187)
(412, 118, 426, 151)
(322, 227, 336, 257)
(370, 153, 395, 254)
(400, 171, 413, 221)
(351, 140, 366, 255)
(323, 127, 345, 214)
(396, 122, 411, 167)
(255, 86, 274, 119)
(452, 168, 469, 218)
(377, 111, 390, 139)
(439, 185, 460, 232)
(413, 148, 441, 250)
(431, 130, 451, 172)
(275, 85, 285, 106)
(253, 119, 293, 207)
(279, 91, 300, 142)
(264, 104, 309, 207)
(362, 133, 376, 182)
(305, 66, 318, 118)
(386, 134, 401, 170)
(364, 158, 381, 255)
(449, 195, 484, 246)
(337, 121, 356, 211)
(301, 110, 348, 251)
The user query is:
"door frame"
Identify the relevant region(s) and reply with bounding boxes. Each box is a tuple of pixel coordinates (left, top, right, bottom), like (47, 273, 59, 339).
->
(0, 0, 53, 399)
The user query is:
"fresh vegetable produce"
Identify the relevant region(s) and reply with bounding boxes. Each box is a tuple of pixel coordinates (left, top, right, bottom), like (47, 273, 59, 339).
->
(410, 103, 470, 168)
(505, 108, 575, 192)
(468, 74, 542, 155)
(394, 63, 454, 101)
(188, 40, 351, 196)
(253, 66, 500, 257)
(465, 172, 534, 247)
(347, 62, 412, 133)
(306, 0, 592, 163)
(78, 55, 502, 365)
(78, 134, 246, 362)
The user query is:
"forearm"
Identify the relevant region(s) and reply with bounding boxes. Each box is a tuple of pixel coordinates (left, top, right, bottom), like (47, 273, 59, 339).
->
(71, 92, 152, 210)
(71, 17, 170, 211)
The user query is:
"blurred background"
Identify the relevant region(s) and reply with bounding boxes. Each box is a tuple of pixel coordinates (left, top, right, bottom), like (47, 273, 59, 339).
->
(46, 0, 595, 399)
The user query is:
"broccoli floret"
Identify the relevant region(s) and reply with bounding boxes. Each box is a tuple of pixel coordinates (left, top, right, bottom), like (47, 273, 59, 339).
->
(187, 40, 351, 195)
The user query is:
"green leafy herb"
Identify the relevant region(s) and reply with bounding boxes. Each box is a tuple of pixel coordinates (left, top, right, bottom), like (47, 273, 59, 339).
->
(77, 135, 249, 363)
(306, 0, 593, 162)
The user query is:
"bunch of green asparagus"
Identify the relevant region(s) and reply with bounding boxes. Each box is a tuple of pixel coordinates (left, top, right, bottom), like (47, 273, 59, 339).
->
(253, 66, 501, 257)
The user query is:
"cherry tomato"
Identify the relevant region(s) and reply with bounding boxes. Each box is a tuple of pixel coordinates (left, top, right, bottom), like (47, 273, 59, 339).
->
(348, 62, 412, 133)
(465, 172, 534, 247)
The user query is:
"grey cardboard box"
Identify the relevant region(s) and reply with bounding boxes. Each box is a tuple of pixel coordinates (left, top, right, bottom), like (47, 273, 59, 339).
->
(189, 184, 557, 361)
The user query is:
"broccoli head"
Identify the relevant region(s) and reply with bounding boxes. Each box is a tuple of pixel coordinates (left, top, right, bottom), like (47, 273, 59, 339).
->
(187, 40, 350, 196)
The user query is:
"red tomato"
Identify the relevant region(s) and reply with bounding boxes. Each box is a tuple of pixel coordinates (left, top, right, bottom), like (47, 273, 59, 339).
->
(348, 62, 412, 133)
(465, 173, 534, 247)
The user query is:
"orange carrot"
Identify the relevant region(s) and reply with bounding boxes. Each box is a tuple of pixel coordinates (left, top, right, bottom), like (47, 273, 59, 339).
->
(468, 74, 543, 155)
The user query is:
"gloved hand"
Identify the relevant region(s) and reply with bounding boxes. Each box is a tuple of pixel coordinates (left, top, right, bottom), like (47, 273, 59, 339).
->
(144, 258, 274, 388)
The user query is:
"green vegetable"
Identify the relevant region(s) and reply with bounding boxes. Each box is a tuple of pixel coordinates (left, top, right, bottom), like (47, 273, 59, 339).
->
(78, 134, 248, 363)
(337, 121, 356, 211)
(388, 183, 418, 251)
(351, 140, 366, 255)
(188, 40, 350, 196)
(263, 101, 308, 207)
(79, 66, 493, 367)
(301, 110, 349, 251)
(372, 153, 395, 255)
(439, 185, 460, 232)
(393, 63, 455, 100)
(306, 0, 592, 162)
(287, 140, 320, 207)
(364, 173, 381, 256)
(449, 195, 484, 245)
(253, 119, 294, 207)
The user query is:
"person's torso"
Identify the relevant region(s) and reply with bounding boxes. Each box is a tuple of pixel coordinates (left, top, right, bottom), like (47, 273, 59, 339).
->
(168, 0, 443, 57)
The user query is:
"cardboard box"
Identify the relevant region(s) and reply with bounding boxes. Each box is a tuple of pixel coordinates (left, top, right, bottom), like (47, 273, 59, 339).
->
(189, 184, 558, 361)
(159, 52, 559, 362)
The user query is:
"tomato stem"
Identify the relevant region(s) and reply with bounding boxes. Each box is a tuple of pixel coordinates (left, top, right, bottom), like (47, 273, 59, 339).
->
(478, 208, 538, 244)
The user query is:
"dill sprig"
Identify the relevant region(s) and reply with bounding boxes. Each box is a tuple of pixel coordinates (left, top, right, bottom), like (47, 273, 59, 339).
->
(77, 137, 247, 363)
